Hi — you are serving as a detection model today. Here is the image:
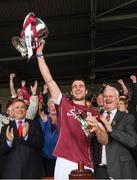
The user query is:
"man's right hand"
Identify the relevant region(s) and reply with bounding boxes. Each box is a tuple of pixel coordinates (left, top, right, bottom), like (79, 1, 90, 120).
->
(22, 122, 29, 138)
(117, 79, 124, 84)
(10, 73, 15, 80)
(36, 40, 45, 54)
(30, 80, 38, 95)
(6, 126, 14, 142)
(130, 75, 137, 83)
(100, 114, 112, 133)
(21, 80, 26, 87)
(40, 111, 48, 123)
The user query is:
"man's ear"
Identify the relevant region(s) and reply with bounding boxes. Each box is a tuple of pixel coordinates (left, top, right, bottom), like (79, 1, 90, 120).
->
(85, 89, 88, 95)
(70, 91, 72, 95)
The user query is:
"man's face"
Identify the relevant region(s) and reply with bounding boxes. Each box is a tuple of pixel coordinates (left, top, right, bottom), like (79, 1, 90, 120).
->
(103, 90, 119, 111)
(118, 100, 127, 112)
(12, 101, 26, 120)
(17, 88, 23, 96)
(7, 104, 14, 118)
(71, 80, 87, 101)
(47, 98, 56, 115)
(97, 94, 104, 107)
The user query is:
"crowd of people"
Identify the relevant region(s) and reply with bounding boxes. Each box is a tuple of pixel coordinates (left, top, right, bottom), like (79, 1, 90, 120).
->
(0, 40, 137, 179)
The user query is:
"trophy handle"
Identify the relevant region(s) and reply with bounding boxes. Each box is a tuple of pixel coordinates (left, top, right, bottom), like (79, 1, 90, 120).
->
(23, 12, 35, 26)
(11, 36, 27, 55)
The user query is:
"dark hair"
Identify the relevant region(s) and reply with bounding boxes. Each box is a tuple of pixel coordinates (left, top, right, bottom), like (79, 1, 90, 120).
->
(119, 93, 128, 99)
(71, 77, 87, 88)
(6, 100, 13, 110)
(12, 99, 26, 105)
(119, 98, 128, 106)
(98, 87, 106, 94)
(40, 105, 49, 115)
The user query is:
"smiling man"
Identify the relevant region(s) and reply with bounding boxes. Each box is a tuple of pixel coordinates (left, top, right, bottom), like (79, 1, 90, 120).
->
(95, 86, 137, 179)
(0, 99, 44, 179)
(36, 40, 108, 180)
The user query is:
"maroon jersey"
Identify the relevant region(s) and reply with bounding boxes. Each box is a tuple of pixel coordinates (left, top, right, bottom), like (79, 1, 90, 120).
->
(53, 96, 100, 168)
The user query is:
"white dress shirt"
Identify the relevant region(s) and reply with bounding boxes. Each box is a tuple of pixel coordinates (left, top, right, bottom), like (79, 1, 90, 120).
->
(7, 118, 28, 147)
(100, 108, 117, 165)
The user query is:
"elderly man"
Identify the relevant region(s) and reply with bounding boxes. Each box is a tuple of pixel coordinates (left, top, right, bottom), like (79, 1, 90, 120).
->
(94, 86, 137, 179)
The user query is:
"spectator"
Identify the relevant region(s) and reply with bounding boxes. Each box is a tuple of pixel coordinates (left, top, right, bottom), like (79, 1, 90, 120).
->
(96, 93, 104, 113)
(39, 98, 58, 177)
(0, 99, 44, 179)
(117, 79, 128, 98)
(95, 86, 137, 179)
(118, 98, 128, 113)
(9, 73, 23, 100)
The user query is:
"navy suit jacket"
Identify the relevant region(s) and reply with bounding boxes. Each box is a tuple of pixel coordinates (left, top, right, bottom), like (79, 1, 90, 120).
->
(0, 119, 44, 179)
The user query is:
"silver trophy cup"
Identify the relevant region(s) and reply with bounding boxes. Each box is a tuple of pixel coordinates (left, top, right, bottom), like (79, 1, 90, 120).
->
(11, 12, 49, 57)
(75, 111, 91, 136)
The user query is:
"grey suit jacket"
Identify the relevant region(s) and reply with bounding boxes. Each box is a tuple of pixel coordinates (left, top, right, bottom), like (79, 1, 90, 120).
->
(106, 110, 137, 179)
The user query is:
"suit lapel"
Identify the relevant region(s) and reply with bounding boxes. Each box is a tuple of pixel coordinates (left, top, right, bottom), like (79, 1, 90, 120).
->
(111, 110, 125, 128)
(9, 120, 19, 139)
(9, 120, 17, 129)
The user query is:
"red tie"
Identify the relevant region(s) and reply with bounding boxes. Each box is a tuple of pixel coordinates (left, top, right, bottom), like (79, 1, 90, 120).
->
(18, 120, 22, 138)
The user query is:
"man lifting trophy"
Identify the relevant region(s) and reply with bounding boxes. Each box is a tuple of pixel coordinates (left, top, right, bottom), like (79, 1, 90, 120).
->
(11, 12, 49, 59)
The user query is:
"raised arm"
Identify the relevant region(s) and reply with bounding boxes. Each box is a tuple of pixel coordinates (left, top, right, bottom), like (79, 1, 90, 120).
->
(129, 75, 137, 112)
(9, 73, 17, 98)
(26, 81, 38, 119)
(117, 79, 128, 96)
(36, 41, 61, 99)
(42, 84, 48, 106)
(21, 80, 30, 100)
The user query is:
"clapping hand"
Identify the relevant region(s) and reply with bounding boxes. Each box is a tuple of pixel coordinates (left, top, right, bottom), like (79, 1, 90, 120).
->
(40, 111, 48, 123)
(6, 126, 14, 142)
(100, 114, 112, 133)
(86, 115, 99, 134)
(22, 122, 29, 138)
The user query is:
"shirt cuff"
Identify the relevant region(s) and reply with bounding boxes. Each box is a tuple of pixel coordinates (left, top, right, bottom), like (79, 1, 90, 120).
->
(6, 139, 13, 147)
(24, 134, 28, 141)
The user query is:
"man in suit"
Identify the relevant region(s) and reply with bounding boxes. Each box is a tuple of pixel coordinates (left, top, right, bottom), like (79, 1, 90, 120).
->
(94, 86, 137, 179)
(0, 99, 44, 179)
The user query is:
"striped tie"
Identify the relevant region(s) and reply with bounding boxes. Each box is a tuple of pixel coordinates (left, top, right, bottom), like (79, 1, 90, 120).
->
(106, 111, 111, 121)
